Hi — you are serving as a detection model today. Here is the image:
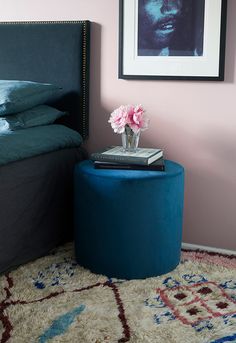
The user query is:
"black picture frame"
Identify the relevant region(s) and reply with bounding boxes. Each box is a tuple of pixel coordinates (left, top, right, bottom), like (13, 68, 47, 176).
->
(119, 0, 227, 81)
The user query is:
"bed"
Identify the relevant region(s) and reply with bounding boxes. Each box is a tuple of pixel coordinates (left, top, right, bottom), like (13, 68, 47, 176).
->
(0, 21, 90, 274)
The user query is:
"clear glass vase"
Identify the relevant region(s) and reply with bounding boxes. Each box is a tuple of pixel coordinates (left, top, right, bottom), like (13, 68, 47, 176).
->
(121, 127, 140, 152)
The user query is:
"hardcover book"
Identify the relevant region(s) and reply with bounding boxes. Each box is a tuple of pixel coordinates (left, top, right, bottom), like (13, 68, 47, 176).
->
(90, 146, 163, 165)
(94, 158, 165, 171)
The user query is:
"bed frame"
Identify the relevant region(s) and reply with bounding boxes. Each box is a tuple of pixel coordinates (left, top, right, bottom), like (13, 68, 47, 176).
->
(0, 21, 90, 274)
(0, 20, 90, 138)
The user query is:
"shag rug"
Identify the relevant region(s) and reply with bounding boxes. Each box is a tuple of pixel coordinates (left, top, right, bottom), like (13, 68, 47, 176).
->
(1, 244, 236, 343)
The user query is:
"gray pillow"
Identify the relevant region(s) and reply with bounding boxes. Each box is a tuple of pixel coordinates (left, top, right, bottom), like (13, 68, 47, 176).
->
(0, 105, 67, 132)
(0, 80, 62, 116)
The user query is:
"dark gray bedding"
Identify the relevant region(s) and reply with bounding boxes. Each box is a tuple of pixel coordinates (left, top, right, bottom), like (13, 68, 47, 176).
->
(0, 21, 90, 275)
(0, 124, 83, 166)
(0, 147, 87, 274)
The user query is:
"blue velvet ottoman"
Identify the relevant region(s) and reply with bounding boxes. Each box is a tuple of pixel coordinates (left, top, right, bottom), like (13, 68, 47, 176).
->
(74, 159, 184, 279)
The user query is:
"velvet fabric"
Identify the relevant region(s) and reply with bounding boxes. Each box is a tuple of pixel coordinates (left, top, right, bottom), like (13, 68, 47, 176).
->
(0, 105, 66, 131)
(0, 80, 61, 116)
(0, 21, 90, 138)
(74, 160, 184, 279)
(0, 124, 82, 166)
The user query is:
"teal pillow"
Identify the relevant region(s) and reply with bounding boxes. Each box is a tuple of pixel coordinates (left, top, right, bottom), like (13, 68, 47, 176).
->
(0, 80, 62, 116)
(0, 105, 67, 131)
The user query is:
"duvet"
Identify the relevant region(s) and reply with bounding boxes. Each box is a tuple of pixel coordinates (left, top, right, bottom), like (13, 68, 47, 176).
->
(0, 124, 83, 166)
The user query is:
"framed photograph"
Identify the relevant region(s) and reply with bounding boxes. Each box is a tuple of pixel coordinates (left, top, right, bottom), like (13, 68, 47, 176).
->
(119, 0, 227, 81)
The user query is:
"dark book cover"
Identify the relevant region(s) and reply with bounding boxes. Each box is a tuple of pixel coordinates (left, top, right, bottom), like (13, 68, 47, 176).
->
(94, 158, 165, 171)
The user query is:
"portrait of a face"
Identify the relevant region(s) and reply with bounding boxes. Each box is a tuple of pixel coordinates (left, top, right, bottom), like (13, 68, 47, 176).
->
(138, 0, 205, 56)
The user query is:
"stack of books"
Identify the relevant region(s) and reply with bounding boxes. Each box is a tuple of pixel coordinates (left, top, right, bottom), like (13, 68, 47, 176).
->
(90, 146, 165, 171)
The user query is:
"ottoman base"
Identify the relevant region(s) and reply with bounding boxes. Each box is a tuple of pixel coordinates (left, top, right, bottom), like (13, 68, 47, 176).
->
(74, 160, 184, 279)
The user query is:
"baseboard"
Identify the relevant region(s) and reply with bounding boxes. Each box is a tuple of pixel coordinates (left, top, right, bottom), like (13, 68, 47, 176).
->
(182, 242, 236, 256)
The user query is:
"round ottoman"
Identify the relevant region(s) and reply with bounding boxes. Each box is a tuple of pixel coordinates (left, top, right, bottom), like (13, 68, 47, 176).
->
(74, 159, 184, 279)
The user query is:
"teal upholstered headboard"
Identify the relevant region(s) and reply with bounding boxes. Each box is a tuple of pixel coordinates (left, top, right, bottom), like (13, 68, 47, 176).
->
(0, 21, 90, 139)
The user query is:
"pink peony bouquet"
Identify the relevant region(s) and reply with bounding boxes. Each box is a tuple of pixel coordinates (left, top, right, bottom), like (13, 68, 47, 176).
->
(108, 104, 149, 134)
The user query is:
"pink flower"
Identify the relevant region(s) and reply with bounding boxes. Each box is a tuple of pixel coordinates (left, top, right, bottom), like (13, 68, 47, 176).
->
(108, 104, 149, 134)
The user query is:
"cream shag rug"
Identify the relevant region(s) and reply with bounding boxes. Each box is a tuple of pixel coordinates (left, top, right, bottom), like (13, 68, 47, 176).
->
(1, 243, 236, 343)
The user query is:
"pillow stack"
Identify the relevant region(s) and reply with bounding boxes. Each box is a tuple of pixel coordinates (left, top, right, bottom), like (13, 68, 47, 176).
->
(0, 80, 66, 132)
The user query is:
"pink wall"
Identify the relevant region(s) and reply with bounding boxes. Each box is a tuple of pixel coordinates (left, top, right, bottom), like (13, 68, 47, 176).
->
(1, 0, 236, 250)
